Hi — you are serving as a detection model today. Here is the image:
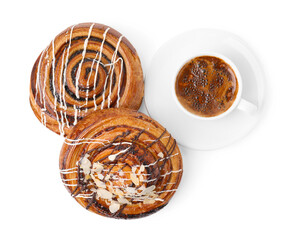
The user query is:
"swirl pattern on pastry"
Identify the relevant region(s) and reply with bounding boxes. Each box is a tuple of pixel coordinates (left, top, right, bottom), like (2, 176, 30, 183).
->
(59, 109, 183, 219)
(29, 23, 144, 136)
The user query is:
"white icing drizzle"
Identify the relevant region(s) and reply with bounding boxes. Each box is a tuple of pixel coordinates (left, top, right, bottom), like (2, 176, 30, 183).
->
(62, 24, 76, 125)
(58, 48, 67, 134)
(101, 35, 123, 109)
(40, 50, 50, 127)
(160, 169, 183, 177)
(75, 193, 94, 199)
(60, 170, 79, 174)
(156, 189, 177, 194)
(133, 153, 179, 168)
(64, 137, 110, 146)
(51, 38, 66, 136)
(73, 105, 78, 125)
(93, 27, 110, 110)
(60, 167, 78, 172)
(112, 141, 132, 146)
(107, 35, 124, 108)
(63, 183, 78, 187)
(62, 178, 78, 181)
(116, 57, 124, 107)
(75, 23, 95, 99)
(108, 146, 130, 161)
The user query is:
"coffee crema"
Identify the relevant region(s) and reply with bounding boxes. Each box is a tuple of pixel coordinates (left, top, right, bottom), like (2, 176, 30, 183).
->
(175, 56, 239, 118)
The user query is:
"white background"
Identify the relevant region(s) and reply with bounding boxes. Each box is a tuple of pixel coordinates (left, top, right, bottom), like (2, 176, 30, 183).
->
(1, 0, 286, 239)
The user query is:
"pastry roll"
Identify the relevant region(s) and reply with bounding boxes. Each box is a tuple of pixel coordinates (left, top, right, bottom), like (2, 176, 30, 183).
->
(59, 109, 183, 219)
(30, 23, 144, 136)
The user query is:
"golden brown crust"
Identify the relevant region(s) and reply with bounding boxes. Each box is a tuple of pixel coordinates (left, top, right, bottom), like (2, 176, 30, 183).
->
(59, 108, 183, 219)
(30, 23, 144, 136)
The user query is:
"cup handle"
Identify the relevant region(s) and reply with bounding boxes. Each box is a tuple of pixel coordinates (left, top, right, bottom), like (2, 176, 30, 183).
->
(237, 98, 257, 114)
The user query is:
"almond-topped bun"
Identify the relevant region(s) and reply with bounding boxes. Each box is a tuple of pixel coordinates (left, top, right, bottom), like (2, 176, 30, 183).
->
(30, 23, 144, 136)
(59, 108, 183, 219)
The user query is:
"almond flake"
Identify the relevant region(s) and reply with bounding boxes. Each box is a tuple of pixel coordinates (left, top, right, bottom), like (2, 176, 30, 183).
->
(119, 178, 124, 183)
(109, 201, 120, 213)
(94, 178, 106, 188)
(97, 188, 113, 200)
(107, 185, 115, 194)
(157, 152, 164, 158)
(80, 157, 91, 175)
(132, 166, 137, 173)
(115, 188, 124, 197)
(90, 174, 106, 189)
(126, 187, 136, 194)
(138, 185, 145, 191)
(93, 162, 104, 173)
(141, 185, 156, 195)
(150, 192, 158, 198)
(139, 165, 145, 173)
(98, 173, 104, 180)
(131, 173, 139, 186)
(105, 174, 110, 181)
(117, 197, 130, 205)
(143, 198, 155, 204)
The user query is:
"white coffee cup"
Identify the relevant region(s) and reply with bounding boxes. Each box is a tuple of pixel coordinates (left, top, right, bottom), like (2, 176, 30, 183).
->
(172, 52, 257, 120)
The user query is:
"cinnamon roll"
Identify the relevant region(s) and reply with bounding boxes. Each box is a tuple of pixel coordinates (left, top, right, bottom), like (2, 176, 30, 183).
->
(30, 23, 144, 136)
(59, 108, 183, 219)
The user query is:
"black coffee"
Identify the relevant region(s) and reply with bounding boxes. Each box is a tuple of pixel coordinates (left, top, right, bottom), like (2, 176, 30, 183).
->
(175, 56, 238, 117)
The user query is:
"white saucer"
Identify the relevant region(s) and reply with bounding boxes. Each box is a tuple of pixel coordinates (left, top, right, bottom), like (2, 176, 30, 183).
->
(145, 29, 265, 150)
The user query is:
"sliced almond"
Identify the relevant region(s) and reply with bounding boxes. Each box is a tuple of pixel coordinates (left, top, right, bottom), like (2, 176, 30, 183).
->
(143, 198, 155, 204)
(115, 188, 124, 197)
(107, 185, 115, 194)
(90, 174, 106, 189)
(141, 185, 156, 195)
(80, 157, 91, 175)
(139, 164, 145, 173)
(157, 152, 164, 158)
(126, 187, 136, 194)
(117, 197, 130, 205)
(93, 162, 103, 173)
(109, 201, 120, 213)
(98, 173, 104, 180)
(131, 173, 139, 186)
(94, 179, 106, 189)
(138, 185, 146, 191)
(105, 174, 110, 181)
(97, 188, 113, 200)
(119, 178, 124, 183)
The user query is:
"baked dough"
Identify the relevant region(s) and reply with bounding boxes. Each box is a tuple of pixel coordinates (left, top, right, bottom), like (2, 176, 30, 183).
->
(59, 108, 183, 219)
(30, 23, 144, 136)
